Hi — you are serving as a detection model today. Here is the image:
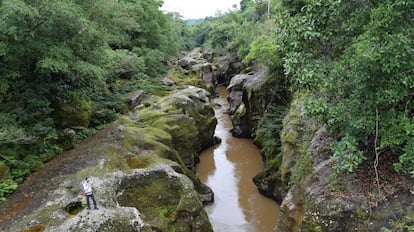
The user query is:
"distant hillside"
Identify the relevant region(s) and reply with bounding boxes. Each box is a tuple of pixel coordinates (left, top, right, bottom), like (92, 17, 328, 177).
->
(185, 16, 213, 25)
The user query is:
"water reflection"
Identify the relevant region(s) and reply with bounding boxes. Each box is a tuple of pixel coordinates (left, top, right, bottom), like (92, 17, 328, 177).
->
(196, 86, 279, 232)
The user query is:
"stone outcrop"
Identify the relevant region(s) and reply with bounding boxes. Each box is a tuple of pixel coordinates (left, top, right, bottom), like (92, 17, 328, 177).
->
(174, 48, 414, 231)
(148, 86, 217, 169)
(177, 48, 203, 70)
(269, 93, 414, 231)
(177, 48, 244, 93)
(127, 90, 145, 110)
(209, 51, 243, 86)
(227, 70, 276, 138)
(177, 49, 217, 92)
(1, 86, 215, 232)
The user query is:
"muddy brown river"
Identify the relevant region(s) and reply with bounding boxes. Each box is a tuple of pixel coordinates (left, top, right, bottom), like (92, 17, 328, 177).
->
(196, 86, 279, 232)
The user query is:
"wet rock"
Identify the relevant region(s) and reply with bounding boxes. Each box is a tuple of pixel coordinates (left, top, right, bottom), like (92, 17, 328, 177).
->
(188, 62, 216, 93)
(212, 53, 243, 86)
(199, 63, 216, 92)
(202, 48, 215, 61)
(253, 169, 285, 204)
(227, 73, 251, 114)
(64, 201, 83, 215)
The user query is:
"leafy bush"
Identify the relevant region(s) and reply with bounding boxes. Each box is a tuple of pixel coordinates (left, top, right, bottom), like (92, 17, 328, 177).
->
(330, 135, 366, 176)
(0, 179, 18, 202)
(394, 138, 414, 176)
(254, 105, 286, 167)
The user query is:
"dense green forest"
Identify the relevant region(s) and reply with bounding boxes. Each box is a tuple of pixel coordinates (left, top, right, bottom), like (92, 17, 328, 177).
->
(0, 0, 190, 200)
(1, 0, 413, 216)
(187, 0, 414, 179)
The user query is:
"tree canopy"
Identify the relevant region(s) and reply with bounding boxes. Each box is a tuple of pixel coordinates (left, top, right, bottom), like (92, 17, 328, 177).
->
(186, 0, 414, 178)
(0, 0, 187, 200)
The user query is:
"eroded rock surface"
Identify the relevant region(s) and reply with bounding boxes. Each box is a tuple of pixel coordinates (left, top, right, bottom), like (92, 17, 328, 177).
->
(177, 48, 244, 93)
(227, 70, 276, 138)
(0, 86, 215, 232)
(178, 49, 216, 91)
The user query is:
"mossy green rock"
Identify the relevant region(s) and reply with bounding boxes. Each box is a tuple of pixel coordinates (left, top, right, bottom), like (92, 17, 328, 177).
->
(152, 86, 217, 168)
(117, 167, 211, 232)
(54, 95, 93, 128)
(3, 86, 214, 232)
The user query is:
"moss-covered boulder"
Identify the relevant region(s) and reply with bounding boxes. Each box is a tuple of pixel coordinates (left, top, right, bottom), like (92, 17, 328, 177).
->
(117, 166, 211, 232)
(1, 85, 215, 232)
(54, 92, 93, 128)
(147, 86, 217, 169)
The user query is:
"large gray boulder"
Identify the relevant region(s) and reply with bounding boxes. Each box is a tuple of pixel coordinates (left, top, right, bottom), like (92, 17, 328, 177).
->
(227, 73, 251, 114)
(212, 53, 243, 86)
(228, 70, 273, 138)
(178, 48, 204, 71)
(191, 63, 216, 92)
(177, 49, 218, 92)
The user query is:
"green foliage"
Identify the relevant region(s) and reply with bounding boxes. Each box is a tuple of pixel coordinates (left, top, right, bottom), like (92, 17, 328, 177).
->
(385, 212, 414, 232)
(243, 0, 414, 176)
(330, 135, 366, 175)
(244, 34, 282, 68)
(254, 105, 287, 166)
(103, 49, 147, 81)
(0, 0, 187, 200)
(240, 0, 254, 12)
(304, 95, 327, 117)
(71, 127, 97, 141)
(0, 113, 29, 144)
(394, 138, 414, 176)
(0, 179, 18, 202)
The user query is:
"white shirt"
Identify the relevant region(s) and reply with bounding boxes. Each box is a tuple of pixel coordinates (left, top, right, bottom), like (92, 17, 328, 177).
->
(83, 180, 93, 195)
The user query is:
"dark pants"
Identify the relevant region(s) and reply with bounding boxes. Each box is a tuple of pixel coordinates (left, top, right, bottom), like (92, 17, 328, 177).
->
(86, 194, 98, 209)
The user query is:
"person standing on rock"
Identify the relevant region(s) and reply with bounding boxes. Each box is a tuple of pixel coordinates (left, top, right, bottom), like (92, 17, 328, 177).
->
(82, 177, 98, 210)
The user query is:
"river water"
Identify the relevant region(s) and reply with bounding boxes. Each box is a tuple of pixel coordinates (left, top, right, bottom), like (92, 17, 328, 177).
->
(196, 86, 279, 232)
